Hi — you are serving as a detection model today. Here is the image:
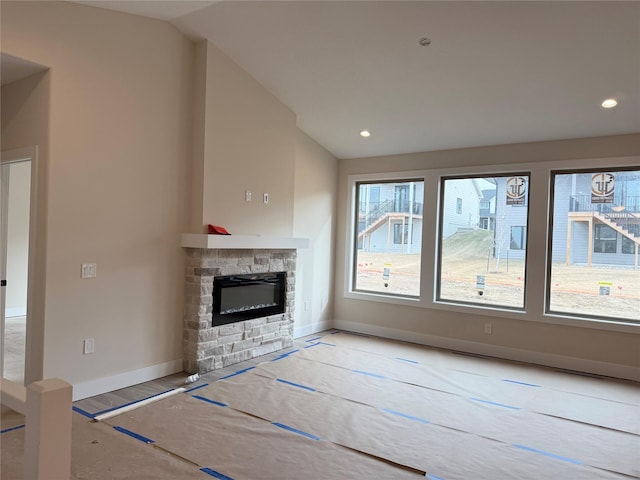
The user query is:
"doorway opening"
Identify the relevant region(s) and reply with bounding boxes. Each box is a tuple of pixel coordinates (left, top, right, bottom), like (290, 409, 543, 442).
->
(1, 150, 34, 384)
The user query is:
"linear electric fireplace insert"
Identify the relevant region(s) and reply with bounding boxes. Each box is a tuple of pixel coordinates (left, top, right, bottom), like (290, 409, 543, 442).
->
(212, 272, 286, 326)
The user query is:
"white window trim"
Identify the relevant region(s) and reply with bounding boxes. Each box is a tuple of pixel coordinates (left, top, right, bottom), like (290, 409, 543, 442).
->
(344, 156, 640, 334)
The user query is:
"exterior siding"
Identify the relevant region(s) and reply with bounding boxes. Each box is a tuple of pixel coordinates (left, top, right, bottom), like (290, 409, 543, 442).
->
(494, 177, 529, 261)
(441, 179, 481, 238)
(553, 171, 640, 267)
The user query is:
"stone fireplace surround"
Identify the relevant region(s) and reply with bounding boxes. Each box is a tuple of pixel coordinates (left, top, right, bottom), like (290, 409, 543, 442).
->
(181, 235, 307, 374)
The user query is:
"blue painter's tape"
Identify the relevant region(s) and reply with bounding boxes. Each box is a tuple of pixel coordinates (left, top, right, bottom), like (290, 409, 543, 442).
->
(470, 398, 521, 410)
(502, 379, 541, 388)
(276, 378, 316, 392)
(113, 426, 155, 444)
(383, 408, 430, 425)
(220, 366, 255, 380)
(185, 383, 210, 393)
(1, 424, 25, 434)
(272, 422, 320, 441)
(317, 341, 336, 346)
(201, 467, 234, 480)
(72, 406, 95, 419)
(426, 474, 446, 480)
(514, 444, 583, 465)
(193, 396, 228, 407)
(271, 349, 300, 361)
(304, 342, 320, 349)
(396, 357, 419, 364)
(305, 336, 322, 343)
(352, 370, 386, 379)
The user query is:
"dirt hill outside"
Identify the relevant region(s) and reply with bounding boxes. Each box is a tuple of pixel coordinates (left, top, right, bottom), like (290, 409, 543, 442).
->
(355, 229, 639, 321)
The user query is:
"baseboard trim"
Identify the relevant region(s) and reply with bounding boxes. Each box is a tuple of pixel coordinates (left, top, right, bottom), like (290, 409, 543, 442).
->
(294, 319, 333, 339)
(333, 319, 640, 382)
(72, 359, 183, 401)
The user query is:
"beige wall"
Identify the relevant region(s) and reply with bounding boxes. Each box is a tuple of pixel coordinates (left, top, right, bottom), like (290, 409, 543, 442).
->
(2, 1, 194, 389)
(1, 1, 338, 397)
(293, 130, 337, 335)
(195, 41, 297, 236)
(2, 71, 50, 383)
(335, 134, 640, 378)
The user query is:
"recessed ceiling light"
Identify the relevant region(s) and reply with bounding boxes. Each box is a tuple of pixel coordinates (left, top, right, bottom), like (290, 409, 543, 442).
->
(360, 130, 371, 138)
(601, 98, 618, 108)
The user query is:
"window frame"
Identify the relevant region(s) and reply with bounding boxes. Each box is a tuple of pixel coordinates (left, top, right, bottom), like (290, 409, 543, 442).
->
(351, 177, 424, 299)
(344, 157, 640, 334)
(546, 166, 640, 324)
(435, 173, 531, 311)
(593, 224, 617, 253)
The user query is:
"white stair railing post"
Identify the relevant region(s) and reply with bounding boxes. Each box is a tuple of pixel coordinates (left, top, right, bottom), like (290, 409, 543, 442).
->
(25, 378, 72, 480)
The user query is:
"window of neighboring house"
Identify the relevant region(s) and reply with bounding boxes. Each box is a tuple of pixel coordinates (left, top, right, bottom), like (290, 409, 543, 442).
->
(594, 224, 617, 253)
(622, 236, 637, 254)
(354, 179, 423, 297)
(437, 175, 529, 309)
(510, 226, 527, 250)
(393, 223, 410, 244)
(548, 169, 640, 322)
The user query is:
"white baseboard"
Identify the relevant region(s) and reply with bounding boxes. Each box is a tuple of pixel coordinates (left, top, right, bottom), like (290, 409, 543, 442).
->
(294, 319, 333, 339)
(334, 319, 640, 382)
(72, 359, 183, 401)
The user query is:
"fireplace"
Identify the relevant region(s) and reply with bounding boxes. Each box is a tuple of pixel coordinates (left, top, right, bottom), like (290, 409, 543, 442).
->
(213, 272, 286, 326)
(182, 245, 302, 374)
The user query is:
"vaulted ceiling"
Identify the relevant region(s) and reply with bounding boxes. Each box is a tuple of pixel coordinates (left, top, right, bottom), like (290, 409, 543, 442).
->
(42, 2, 640, 158)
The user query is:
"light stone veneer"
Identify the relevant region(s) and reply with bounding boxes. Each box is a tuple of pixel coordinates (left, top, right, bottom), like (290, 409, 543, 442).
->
(183, 248, 296, 374)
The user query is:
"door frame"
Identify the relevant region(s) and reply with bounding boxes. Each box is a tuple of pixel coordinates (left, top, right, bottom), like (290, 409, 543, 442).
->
(1, 145, 39, 383)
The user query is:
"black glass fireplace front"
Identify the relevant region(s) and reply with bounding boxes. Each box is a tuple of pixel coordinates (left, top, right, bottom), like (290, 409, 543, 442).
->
(212, 272, 286, 327)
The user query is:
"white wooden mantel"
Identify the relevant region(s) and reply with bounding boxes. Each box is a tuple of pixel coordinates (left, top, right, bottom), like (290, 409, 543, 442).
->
(181, 234, 309, 250)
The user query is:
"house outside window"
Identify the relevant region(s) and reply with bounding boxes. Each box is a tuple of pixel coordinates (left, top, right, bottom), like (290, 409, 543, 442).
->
(438, 175, 529, 309)
(353, 179, 424, 297)
(548, 169, 640, 322)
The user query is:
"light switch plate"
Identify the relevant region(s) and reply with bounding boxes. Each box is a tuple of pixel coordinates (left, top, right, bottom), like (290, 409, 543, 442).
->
(81, 263, 97, 279)
(83, 338, 95, 354)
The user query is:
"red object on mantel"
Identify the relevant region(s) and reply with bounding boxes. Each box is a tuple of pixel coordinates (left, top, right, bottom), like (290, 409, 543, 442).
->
(208, 224, 231, 235)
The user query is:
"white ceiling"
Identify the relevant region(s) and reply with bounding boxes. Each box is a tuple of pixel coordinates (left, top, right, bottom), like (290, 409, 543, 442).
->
(37, 2, 640, 158)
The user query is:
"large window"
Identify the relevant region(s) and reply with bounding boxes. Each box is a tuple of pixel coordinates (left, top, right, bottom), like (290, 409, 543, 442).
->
(354, 180, 423, 297)
(349, 160, 639, 329)
(437, 175, 529, 309)
(548, 169, 640, 322)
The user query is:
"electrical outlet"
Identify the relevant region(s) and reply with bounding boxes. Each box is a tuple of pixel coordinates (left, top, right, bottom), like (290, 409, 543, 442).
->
(484, 323, 492, 335)
(245, 190, 252, 202)
(81, 263, 97, 279)
(83, 338, 95, 354)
